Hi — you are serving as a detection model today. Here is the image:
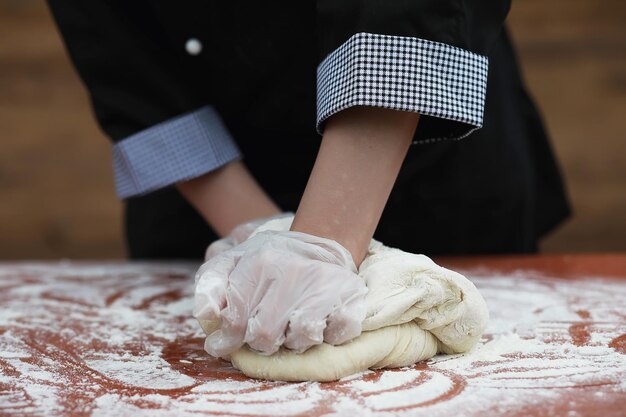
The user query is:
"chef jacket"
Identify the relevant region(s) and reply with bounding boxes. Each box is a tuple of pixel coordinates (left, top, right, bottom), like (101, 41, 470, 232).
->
(48, 0, 570, 258)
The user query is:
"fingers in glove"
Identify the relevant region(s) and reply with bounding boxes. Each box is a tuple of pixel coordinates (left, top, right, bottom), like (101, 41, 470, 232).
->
(323, 307, 365, 346)
(241, 251, 310, 354)
(323, 281, 368, 345)
(193, 253, 239, 322)
(204, 300, 249, 358)
(240, 249, 341, 355)
(283, 274, 366, 352)
(206, 248, 279, 357)
(282, 309, 329, 353)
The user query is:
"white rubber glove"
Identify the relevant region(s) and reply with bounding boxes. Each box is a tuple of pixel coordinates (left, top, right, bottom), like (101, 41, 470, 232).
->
(204, 213, 294, 260)
(194, 230, 368, 358)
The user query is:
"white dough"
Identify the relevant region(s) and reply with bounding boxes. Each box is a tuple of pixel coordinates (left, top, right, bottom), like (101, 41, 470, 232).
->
(199, 217, 489, 381)
(231, 322, 438, 382)
(359, 245, 489, 354)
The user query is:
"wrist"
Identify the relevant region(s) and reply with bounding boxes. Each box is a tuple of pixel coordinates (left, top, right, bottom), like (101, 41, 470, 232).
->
(177, 161, 280, 237)
(291, 107, 419, 265)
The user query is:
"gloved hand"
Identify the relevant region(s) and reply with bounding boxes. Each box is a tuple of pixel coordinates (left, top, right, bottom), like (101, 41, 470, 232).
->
(194, 230, 368, 358)
(204, 213, 294, 260)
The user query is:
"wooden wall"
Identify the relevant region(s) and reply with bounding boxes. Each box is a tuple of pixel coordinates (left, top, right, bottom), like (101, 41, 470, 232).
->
(1, 0, 625, 259)
(1, 0, 123, 258)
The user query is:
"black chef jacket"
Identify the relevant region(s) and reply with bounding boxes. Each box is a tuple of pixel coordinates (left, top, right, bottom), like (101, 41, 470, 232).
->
(48, 0, 570, 259)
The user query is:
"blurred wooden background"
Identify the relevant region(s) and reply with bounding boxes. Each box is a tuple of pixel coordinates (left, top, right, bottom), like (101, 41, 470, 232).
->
(1, 0, 625, 259)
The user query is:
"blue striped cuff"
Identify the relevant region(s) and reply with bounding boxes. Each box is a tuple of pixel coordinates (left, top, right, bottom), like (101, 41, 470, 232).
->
(112, 106, 241, 199)
(317, 33, 489, 142)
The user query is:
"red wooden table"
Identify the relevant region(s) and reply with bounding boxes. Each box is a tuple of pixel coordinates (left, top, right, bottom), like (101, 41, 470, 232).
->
(0, 255, 625, 416)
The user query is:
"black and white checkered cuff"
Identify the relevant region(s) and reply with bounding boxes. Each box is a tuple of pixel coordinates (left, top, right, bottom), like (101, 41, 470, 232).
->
(112, 106, 241, 199)
(317, 32, 489, 142)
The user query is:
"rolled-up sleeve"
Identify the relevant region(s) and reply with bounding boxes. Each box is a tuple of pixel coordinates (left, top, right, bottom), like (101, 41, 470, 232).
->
(48, 1, 240, 199)
(317, 0, 510, 142)
(317, 33, 488, 141)
(112, 106, 241, 199)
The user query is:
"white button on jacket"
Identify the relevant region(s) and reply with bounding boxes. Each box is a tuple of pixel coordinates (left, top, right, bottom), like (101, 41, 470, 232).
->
(185, 38, 202, 55)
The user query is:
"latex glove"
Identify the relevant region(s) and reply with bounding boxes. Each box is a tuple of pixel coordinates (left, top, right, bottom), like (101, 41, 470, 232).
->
(194, 230, 368, 358)
(204, 213, 293, 260)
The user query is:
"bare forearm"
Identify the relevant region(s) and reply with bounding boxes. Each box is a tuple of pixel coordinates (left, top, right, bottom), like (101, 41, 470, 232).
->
(177, 161, 281, 237)
(291, 107, 419, 265)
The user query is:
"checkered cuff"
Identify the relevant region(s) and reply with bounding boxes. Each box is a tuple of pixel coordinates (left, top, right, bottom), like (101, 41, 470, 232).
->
(112, 106, 241, 199)
(317, 32, 489, 142)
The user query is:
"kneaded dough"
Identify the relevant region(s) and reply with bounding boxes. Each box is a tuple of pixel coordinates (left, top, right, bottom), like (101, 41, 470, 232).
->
(231, 322, 438, 382)
(200, 217, 489, 381)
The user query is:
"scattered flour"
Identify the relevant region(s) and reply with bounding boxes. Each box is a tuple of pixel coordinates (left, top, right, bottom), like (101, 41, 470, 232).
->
(0, 262, 625, 416)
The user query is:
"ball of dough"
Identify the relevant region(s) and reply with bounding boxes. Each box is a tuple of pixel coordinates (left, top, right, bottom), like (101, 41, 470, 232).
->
(230, 322, 438, 382)
(196, 216, 489, 381)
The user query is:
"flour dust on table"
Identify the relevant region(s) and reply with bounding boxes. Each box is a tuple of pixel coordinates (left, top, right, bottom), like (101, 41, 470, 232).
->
(1, 262, 625, 416)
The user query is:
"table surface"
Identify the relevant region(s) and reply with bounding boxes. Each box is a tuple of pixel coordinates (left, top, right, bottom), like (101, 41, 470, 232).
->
(0, 254, 625, 417)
